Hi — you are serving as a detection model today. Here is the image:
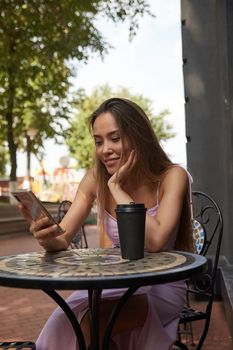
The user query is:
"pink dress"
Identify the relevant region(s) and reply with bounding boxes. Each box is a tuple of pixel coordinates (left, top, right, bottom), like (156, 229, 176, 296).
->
(36, 200, 186, 350)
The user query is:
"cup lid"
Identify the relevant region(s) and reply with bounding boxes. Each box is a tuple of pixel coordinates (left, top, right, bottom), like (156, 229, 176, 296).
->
(115, 202, 147, 212)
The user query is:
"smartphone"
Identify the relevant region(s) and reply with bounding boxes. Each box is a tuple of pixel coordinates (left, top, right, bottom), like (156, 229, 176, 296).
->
(11, 189, 64, 235)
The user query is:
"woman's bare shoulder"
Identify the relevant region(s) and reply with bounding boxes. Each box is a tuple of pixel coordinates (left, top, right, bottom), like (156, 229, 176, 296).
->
(166, 165, 187, 178)
(77, 168, 97, 199)
(161, 166, 188, 190)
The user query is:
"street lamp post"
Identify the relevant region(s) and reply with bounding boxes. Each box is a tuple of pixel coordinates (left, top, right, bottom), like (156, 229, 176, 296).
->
(25, 127, 38, 189)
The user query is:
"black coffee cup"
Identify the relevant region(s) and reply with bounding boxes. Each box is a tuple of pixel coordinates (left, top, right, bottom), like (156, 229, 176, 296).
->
(115, 202, 147, 260)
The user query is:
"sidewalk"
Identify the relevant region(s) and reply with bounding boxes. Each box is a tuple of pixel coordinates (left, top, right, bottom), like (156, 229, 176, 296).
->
(0, 229, 232, 349)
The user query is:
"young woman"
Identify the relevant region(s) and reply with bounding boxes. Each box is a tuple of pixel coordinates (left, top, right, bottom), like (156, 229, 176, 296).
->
(20, 97, 193, 350)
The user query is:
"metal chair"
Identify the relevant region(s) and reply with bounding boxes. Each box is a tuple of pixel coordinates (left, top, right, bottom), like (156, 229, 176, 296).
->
(57, 200, 88, 248)
(0, 341, 36, 349)
(174, 191, 223, 350)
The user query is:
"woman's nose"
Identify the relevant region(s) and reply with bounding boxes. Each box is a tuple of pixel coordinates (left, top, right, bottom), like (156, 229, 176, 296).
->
(102, 141, 112, 154)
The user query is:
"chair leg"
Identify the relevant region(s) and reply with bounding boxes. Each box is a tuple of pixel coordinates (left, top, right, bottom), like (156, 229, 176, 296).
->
(82, 225, 88, 248)
(189, 322, 195, 346)
(196, 319, 211, 350)
(177, 322, 196, 348)
(184, 322, 196, 347)
(195, 302, 213, 350)
(185, 290, 195, 346)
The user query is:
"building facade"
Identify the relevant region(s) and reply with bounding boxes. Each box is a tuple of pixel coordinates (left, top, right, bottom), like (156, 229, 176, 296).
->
(181, 0, 233, 264)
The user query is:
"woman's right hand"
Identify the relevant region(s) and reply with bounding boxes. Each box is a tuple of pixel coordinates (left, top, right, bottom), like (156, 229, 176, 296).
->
(108, 149, 136, 188)
(18, 204, 67, 249)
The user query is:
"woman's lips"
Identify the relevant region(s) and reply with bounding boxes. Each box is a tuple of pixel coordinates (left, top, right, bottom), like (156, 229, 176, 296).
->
(104, 158, 120, 166)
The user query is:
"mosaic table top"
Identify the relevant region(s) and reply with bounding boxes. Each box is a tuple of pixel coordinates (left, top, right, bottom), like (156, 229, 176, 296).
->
(0, 248, 207, 290)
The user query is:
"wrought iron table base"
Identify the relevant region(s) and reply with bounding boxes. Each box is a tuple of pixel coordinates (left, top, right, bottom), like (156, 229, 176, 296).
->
(44, 286, 139, 350)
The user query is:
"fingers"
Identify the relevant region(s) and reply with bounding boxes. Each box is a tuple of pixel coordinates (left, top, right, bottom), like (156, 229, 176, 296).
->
(119, 149, 136, 173)
(19, 204, 63, 247)
(34, 225, 59, 240)
(127, 149, 136, 170)
(29, 216, 60, 240)
(18, 203, 33, 224)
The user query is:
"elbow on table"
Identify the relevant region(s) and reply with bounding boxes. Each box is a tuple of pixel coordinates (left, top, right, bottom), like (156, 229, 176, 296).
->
(145, 238, 164, 253)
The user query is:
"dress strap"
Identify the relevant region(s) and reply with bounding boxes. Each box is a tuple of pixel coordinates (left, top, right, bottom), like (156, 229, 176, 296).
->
(186, 171, 194, 219)
(156, 182, 160, 206)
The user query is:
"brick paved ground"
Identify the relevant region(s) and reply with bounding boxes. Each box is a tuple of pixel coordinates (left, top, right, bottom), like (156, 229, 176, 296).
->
(0, 228, 232, 349)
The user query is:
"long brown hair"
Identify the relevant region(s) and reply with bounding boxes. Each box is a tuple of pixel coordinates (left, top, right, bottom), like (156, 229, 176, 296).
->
(89, 97, 193, 252)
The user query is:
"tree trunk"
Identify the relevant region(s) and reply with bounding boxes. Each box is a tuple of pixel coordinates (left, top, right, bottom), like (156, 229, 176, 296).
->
(9, 180, 18, 204)
(6, 66, 17, 183)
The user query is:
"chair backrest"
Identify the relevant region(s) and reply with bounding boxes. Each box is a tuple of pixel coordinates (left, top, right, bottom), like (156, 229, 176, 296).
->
(57, 200, 72, 222)
(57, 200, 88, 249)
(176, 193, 224, 350)
(192, 191, 223, 294)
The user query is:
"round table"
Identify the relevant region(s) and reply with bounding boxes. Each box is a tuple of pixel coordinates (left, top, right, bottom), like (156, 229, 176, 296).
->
(0, 248, 207, 350)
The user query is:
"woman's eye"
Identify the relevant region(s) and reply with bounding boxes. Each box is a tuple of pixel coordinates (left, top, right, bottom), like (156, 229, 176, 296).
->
(94, 140, 102, 146)
(112, 137, 120, 142)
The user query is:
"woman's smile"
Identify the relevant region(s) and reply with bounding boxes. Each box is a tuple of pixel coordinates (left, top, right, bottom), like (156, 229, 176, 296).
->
(103, 157, 121, 172)
(104, 157, 120, 165)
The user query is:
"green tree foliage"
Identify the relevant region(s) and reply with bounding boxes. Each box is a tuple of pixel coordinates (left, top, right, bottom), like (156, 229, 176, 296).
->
(0, 0, 153, 181)
(66, 85, 175, 169)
